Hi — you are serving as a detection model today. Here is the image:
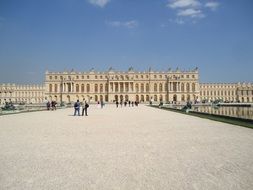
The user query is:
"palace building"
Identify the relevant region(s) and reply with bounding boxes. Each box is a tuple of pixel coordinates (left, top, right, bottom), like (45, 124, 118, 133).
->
(44, 67, 200, 103)
(0, 84, 45, 105)
(0, 67, 252, 105)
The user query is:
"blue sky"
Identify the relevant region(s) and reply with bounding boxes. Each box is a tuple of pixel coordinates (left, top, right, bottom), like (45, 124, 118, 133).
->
(0, 0, 253, 84)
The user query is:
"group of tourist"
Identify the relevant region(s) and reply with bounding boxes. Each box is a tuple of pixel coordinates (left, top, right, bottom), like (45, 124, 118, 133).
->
(97, 101, 105, 109)
(73, 99, 89, 116)
(46, 101, 57, 110)
(115, 100, 139, 108)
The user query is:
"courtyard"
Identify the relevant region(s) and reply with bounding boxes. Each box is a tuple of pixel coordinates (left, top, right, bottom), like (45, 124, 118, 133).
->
(0, 104, 253, 190)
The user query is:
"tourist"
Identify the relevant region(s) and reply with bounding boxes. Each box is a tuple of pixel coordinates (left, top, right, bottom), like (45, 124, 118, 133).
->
(120, 100, 123, 107)
(82, 101, 89, 116)
(128, 100, 131, 107)
(46, 101, 50, 110)
(116, 101, 119, 108)
(124, 101, 127, 107)
(74, 100, 80, 116)
(51, 101, 57, 110)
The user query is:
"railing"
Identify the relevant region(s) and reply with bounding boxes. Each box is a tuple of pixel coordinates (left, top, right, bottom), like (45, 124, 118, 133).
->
(0, 104, 66, 115)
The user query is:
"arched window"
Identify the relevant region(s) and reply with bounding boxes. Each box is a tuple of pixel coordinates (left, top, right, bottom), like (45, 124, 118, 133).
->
(115, 83, 118, 92)
(141, 84, 144, 92)
(141, 95, 144, 101)
(146, 83, 149, 92)
(181, 95, 185, 101)
(86, 84, 90, 92)
(95, 84, 98, 92)
(154, 83, 157, 92)
(159, 83, 163, 92)
(154, 95, 157, 101)
(76, 84, 79, 92)
(100, 84, 103, 92)
(49, 84, 52, 92)
(192, 83, 195, 92)
(54, 84, 58, 92)
(135, 84, 139, 92)
(181, 83, 184, 92)
(186, 83, 190, 92)
(146, 95, 149, 101)
(81, 84, 85, 92)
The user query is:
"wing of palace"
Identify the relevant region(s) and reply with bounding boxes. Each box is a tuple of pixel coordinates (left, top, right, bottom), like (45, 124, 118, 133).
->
(0, 67, 252, 104)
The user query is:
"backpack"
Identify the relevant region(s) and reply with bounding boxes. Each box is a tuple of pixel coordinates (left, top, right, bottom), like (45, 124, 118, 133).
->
(85, 103, 89, 108)
(74, 102, 78, 108)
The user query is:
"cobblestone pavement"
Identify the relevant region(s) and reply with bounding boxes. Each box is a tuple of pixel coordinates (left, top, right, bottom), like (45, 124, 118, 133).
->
(0, 104, 253, 190)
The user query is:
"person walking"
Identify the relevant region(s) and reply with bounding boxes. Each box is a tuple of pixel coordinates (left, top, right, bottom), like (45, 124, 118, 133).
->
(74, 100, 80, 116)
(82, 101, 89, 116)
(46, 101, 50, 110)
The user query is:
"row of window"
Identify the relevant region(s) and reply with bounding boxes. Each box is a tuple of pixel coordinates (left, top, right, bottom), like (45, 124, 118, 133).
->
(48, 83, 196, 93)
(201, 91, 236, 96)
(0, 91, 43, 97)
(48, 74, 196, 80)
(200, 90, 253, 96)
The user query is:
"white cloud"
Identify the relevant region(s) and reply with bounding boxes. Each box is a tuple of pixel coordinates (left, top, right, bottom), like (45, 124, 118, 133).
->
(124, 20, 138, 28)
(106, 20, 138, 29)
(173, 18, 185, 25)
(177, 8, 204, 18)
(205, 2, 220, 11)
(88, 0, 111, 8)
(167, 0, 200, 9)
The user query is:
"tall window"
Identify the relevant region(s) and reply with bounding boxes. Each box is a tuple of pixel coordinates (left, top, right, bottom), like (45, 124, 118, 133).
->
(141, 84, 144, 92)
(186, 83, 190, 92)
(154, 83, 157, 92)
(192, 83, 195, 92)
(76, 84, 79, 92)
(54, 84, 57, 92)
(49, 84, 52, 92)
(95, 84, 98, 92)
(135, 84, 139, 92)
(81, 84, 85, 92)
(159, 83, 163, 92)
(100, 84, 103, 92)
(87, 84, 90, 92)
(181, 83, 184, 92)
(146, 83, 149, 92)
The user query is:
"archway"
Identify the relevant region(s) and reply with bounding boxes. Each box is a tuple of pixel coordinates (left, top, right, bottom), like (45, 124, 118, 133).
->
(173, 94, 177, 102)
(100, 95, 103, 101)
(159, 95, 163, 101)
(141, 95, 144, 102)
(120, 95, 123, 101)
(136, 95, 139, 102)
(67, 95, 70, 103)
(181, 95, 185, 101)
(154, 95, 157, 101)
(146, 95, 149, 102)
(115, 95, 118, 102)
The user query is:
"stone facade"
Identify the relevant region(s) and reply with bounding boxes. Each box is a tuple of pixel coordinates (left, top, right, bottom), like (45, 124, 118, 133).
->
(0, 84, 45, 105)
(0, 68, 252, 105)
(44, 68, 200, 103)
(199, 83, 253, 103)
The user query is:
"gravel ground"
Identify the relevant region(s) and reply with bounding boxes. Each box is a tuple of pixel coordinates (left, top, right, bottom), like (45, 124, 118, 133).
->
(0, 104, 253, 190)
